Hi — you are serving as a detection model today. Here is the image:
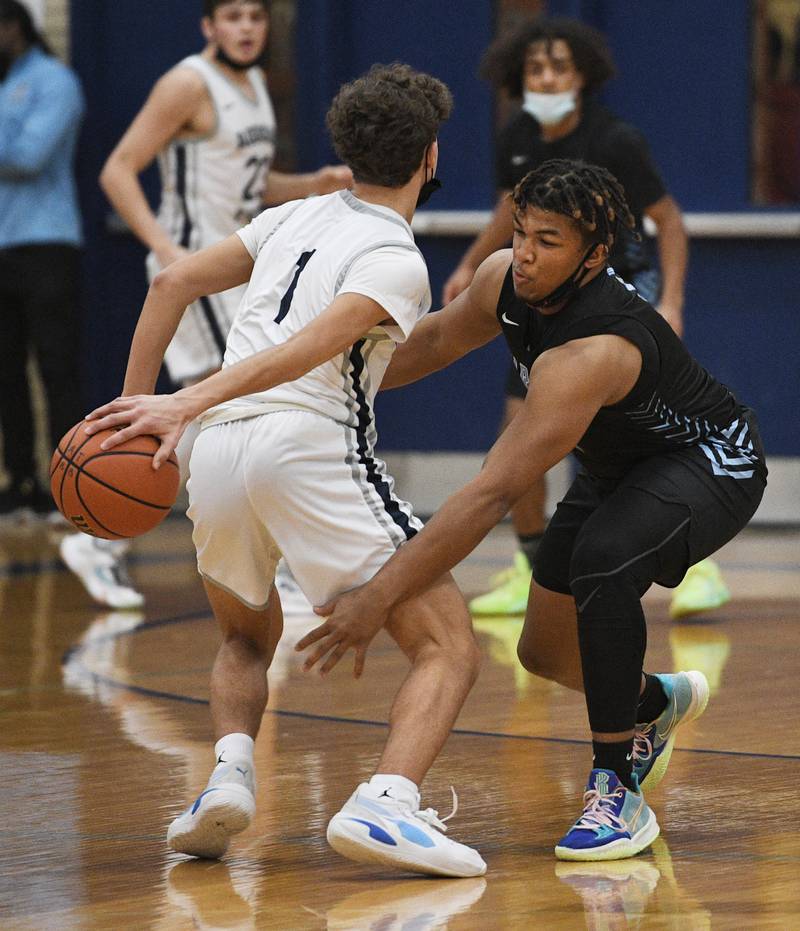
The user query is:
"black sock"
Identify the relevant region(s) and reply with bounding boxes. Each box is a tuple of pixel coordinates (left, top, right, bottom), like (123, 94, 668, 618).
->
(517, 532, 543, 567)
(637, 673, 668, 724)
(592, 738, 636, 791)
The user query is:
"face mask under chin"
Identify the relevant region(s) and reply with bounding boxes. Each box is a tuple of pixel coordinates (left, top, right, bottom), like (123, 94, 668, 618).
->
(215, 45, 262, 72)
(416, 177, 442, 209)
(532, 242, 602, 308)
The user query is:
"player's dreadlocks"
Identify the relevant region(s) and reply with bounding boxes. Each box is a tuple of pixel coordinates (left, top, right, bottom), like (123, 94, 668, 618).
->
(513, 159, 637, 251)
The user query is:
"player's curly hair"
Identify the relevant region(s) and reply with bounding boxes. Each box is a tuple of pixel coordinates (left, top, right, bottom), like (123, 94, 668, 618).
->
(326, 63, 453, 188)
(513, 159, 637, 250)
(480, 16, 615, 99)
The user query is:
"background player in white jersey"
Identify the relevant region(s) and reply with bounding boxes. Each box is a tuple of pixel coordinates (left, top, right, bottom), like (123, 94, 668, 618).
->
(60, 0, 350, 611)
(85, 63, 486, 878)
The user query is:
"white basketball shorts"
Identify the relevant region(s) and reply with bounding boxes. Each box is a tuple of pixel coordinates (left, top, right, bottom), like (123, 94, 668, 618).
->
(187, 410, 423, 610)
(146, 252, 244, 385)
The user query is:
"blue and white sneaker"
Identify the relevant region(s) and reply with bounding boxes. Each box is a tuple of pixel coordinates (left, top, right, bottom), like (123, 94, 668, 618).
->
(633, 670, 710, 791)
(327, 782, 486, 877)
(167, 759, 256, 859)
(555, 770, 659, 862)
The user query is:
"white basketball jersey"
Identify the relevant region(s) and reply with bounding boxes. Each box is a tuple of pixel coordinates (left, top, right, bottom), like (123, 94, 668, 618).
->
(155, 55, 276, 251)
(204, 190, 431, 431)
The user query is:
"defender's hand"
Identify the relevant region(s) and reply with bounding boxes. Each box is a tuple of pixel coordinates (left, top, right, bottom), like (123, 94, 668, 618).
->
(295, 585, 390, 678)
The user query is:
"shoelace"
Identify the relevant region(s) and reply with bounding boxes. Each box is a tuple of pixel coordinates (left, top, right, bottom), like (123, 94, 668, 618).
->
(409, 786, 459, 834)
(632, 724, 654, 763)
(573, 788, 626, 832)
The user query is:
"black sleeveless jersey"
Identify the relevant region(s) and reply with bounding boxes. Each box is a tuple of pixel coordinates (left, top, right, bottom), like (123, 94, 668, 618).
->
(496, 264, 766, 482)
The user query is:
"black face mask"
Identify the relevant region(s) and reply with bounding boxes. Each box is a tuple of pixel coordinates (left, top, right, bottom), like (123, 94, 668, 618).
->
(415, 144, 442, 208)
(215, 45, 261, 72)
(532, 242, 602, 308)
(416, 177, 442, 208)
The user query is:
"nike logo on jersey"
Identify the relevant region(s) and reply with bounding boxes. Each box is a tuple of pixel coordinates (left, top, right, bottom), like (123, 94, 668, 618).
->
(501, 312, 520, 327)
(511, 154, 529, 166)
(216, 753, 226, 765)
(378, 789, 393, 799)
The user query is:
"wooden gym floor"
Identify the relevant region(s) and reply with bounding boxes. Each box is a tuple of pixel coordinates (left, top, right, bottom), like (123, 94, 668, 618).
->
(1, 516, 798, 929)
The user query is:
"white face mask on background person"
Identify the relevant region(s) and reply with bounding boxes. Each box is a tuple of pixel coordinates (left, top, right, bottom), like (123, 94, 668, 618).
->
(522, 89, 578, 126)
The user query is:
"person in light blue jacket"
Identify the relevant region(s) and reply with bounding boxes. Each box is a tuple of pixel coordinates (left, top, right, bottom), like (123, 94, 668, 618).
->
(0, 0, 85, 518)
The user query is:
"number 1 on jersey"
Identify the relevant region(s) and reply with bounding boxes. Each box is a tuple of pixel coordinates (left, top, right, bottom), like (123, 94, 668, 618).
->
(274, 250, 316, 324)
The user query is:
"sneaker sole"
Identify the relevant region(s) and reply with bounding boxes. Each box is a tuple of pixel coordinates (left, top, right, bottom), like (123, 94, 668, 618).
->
(167, 785, 255, 859)
(327, 815, 486, 878)
(641, 670, 710, 791)
(554, 808, 660, 862)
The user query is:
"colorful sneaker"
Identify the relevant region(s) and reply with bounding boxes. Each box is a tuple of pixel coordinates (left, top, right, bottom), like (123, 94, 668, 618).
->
(468, 551, 531, 616)
(633, 670, 709, 791)
(60, 533, 144, 609)
(555, 770, 659, 862)
(274, 560, 313, 616)
(669, 559, 731, 619)
(327, 781, 486, 877)
(167, 759, 256, 859)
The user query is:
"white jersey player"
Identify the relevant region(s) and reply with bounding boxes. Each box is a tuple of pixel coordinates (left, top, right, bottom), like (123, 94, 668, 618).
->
(61, 0, 349, 611)
(87, 64, 486, 879)
(146, 52, 277, 384)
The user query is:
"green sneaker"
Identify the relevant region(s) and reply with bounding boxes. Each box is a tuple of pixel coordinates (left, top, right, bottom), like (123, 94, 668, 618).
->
(669, 559, 731, 619)
(469, 552, 532, 616)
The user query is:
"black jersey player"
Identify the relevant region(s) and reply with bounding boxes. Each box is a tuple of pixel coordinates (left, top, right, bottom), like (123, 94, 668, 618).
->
(299, 159, 767, 862)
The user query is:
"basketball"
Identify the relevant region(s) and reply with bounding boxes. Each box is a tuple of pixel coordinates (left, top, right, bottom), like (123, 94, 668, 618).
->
(49, 420, 180, 539)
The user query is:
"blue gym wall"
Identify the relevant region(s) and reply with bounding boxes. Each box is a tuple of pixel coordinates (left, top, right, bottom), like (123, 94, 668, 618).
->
(71, 0, 799, 456)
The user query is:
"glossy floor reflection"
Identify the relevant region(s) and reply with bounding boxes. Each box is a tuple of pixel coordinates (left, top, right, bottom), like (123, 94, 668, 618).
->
(1, 517, 798, 928)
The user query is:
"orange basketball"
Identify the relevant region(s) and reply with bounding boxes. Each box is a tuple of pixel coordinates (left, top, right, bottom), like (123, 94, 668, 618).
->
(50, 420, 180, 539)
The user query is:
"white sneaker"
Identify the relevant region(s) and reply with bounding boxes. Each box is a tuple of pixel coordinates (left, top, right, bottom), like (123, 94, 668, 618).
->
(274, 561, 313, 616)
(327, 782, 487, 878)
(167, 759, 256, 859)
(59, 533, 144, 609)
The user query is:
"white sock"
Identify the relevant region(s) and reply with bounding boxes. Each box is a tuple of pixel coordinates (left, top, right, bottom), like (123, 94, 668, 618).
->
(368, 773, 419, 803)
(214, 732, 254, 764)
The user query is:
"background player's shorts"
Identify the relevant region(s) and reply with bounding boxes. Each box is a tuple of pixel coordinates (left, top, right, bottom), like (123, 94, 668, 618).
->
(187, 409, 423, 609)
(146, 253, 244, 385)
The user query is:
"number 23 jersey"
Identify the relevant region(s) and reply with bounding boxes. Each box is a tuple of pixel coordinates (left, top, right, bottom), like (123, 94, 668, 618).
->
(205, 190, 431, 429)
(155, 54, 276, 250)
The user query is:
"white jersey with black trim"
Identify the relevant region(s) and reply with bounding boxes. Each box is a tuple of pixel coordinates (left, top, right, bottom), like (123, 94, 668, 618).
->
(202, 190, 431, 430)
(154, 54, 276, 253)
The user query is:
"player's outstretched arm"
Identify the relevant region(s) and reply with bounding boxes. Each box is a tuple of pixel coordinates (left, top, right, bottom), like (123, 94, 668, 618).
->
(99, 67, 207, 267)
(382, 250, 509, 390)
(297, 334, 642, 676)
(85, 291, 395, 465)
(262, 165, 352, 204)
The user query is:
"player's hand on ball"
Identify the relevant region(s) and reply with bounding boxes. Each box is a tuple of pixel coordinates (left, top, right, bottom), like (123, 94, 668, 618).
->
(296, 586, 390, 678)
(85, 392, 197, 468)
